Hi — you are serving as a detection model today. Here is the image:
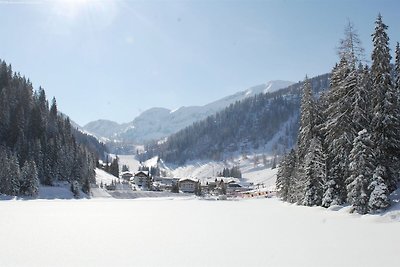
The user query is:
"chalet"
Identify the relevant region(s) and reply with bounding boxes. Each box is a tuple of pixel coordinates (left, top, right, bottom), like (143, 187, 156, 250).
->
(153, 177, 180, 191)
(178, 178, 199, 193)
(226, 182, 243, 194)
(133, 171, 151, 189)
(120, 171, 133, 181)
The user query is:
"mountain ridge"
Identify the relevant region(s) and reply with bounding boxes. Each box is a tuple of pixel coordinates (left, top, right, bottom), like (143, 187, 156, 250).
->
(83, 80, 294, 143)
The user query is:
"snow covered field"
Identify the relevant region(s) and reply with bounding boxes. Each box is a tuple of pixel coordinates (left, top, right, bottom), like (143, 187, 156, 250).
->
(0, 198, 398, 267)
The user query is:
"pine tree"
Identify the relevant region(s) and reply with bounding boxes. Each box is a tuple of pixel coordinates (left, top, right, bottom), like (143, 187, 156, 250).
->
(395, 42, 400, 92)
(323, 58, 355, 207)
(2, 153, 21, 196)
(122, 164, 129, 172)
(20, 160, 39, 197)
(351, 64, 372, 132)
(368, 165, 390, 211)
(276, 149, 296, 202)
(109, 156, 119, 178)
(370, 14, 400, 192)
(0, 59, 104, 197)
(302, 137, 325, 206)
(297, 77, 316, 159)
(0, 147, 10, 195)
(346, 130, 375, 214)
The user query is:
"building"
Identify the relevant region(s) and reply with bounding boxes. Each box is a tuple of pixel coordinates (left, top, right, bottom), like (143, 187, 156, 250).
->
(178, 178, 199, 193)
(120, 171, 133, 181)
(226, 182, 250, 197)
(153, 177, 180, 191)
(133, 171, 151, 189)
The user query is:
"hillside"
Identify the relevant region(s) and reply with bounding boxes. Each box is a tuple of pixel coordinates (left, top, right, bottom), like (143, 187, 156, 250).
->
(83, 80, 294, 144)
(141, 74, 329, 164)
(0, 60, 105, 198)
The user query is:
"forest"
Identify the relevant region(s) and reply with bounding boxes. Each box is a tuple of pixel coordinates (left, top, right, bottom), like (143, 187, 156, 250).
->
(140, 74, 329, 164)
(0, 60, 107, 197)
(277, 15, 400, 214)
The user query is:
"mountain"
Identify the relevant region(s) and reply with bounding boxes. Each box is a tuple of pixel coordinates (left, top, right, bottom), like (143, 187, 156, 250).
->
(83, 119, 128, 140)
(83, 80, 294, 143)
(140, 74, 330, 164)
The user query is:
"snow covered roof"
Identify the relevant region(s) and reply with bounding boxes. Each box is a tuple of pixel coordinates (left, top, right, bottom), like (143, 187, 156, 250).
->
(135, 171, 149, 176)
(120, 171, 133, 176)
(228, 183, 242, 188)
(178, 178, 198, 183)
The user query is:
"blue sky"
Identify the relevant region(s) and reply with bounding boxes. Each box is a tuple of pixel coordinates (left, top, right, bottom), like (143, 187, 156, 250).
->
(0, 0, 399, 125)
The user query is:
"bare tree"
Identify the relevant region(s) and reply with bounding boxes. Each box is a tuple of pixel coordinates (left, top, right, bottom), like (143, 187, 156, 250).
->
(337, 20, 366, 66)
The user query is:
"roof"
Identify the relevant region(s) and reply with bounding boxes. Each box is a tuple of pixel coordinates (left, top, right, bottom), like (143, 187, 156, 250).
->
(178, 178, 198, 183)
(228, 183, 242, 188)
(134, 171, 149, 176)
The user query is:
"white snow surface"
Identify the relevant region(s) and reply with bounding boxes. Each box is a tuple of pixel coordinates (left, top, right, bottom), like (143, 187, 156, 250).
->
(0, 197, 398, 267)
(95, 168, 121, 185)
(118, 155, 141, 172)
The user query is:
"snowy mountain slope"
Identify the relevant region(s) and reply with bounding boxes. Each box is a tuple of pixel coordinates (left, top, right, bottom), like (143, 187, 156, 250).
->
(84, 119, 128, 139)
(83, 80, 294, 143)
(140, 73, 330, 164)
(170, 156, 278, 190)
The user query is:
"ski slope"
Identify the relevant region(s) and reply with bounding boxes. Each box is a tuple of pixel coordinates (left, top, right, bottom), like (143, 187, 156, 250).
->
(0, 198, 398, 267)
(171, 156, 279, 189)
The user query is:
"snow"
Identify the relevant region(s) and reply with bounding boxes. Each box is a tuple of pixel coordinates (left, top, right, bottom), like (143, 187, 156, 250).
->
(95, 168, 121, 185)
(118, 155, 141, 172)
(90, 187, 112, 198)
(38, 183, 79, 199)
(170, 156, 278, 190)
(0, 197, 398, 267)
(88, 80, 294, 142)
(263, 80, 294, 94)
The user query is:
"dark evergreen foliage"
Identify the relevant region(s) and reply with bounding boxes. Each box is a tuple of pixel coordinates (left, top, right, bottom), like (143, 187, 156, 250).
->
(370, 14, 400, 193)
(346, 130, 375, 214)
(140, 74, 330, 164)
(0, 59, 100, 197)
(218, 166, 242, 179)
(276, 15, 399, 214)
(109, 156, 119, 178)
(276, 149, 297, 202)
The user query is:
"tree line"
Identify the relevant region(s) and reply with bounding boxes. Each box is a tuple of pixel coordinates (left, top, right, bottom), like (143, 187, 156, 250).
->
(139, 74, 330, 165)
(0, 60, 106, 197)
(277, 16, 400, 214)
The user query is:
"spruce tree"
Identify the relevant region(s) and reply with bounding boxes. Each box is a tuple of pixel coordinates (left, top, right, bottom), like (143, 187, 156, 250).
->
(297, 77, 316, 159)
(5, 153, 21, 196)
(276, 149, 296, 202)
(368, 165, 390, 211)
(395, 42, 400, 92)
(20, 160, 39, 197)
(370, 14, 400, 192)
(351, 64, 372, 132)
(302, 137, 325, 206)
(109, 156, 119, 178)
(346, 130, 375, 214)
(323, 58, 355, 207)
